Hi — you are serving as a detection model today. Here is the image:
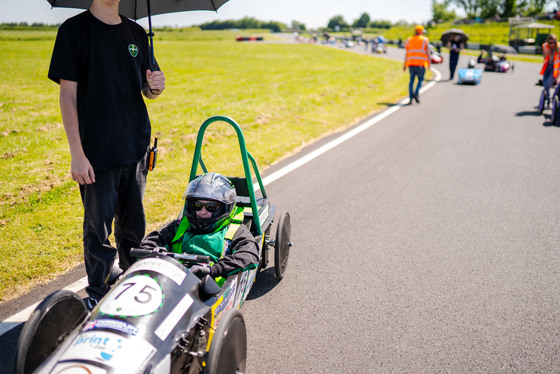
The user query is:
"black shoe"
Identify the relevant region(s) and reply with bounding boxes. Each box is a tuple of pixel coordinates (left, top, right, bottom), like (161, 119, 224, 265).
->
(414, 94, 420, 103)
(83, 296, 99, 312)
(407, 98, 413, 105)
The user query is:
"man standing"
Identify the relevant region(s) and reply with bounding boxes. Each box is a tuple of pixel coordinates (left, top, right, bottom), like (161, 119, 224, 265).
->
(447, 34, 464, 80)
(48, 0, 166, 310)
(403, 25, 431, 104)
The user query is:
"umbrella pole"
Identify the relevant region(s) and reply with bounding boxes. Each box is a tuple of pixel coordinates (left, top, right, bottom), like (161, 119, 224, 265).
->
(146, 0, 159, 70)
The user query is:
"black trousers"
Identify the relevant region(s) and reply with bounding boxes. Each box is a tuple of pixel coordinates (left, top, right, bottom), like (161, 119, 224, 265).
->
(449, 51, 459, 78)
(79, 153, 148, 300)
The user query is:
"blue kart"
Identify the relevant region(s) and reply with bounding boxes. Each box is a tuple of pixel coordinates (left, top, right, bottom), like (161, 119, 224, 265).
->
(457, 59, 482, 85)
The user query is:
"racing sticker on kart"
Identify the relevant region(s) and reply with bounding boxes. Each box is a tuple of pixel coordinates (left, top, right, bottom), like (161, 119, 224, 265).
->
(99, 274, 164, 317)
(59, 331, 155, 372)
(154, 293, 194, 341)
(127, 257, 186, 285)
(83, 319, 139, 336)
(51, 362, 107, 374)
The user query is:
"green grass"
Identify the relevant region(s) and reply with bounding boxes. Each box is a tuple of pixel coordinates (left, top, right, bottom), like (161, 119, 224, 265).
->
(0, 29, 410, 301)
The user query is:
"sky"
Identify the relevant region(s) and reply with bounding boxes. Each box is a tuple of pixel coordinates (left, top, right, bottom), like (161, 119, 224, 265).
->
(1, 0, 439, 30)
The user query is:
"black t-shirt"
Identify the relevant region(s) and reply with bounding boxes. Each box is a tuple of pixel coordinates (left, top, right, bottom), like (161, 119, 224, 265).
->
(48, 10, 152, 172)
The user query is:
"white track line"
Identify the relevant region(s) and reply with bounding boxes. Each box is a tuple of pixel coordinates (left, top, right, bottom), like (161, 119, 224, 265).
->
(0, 68, 440, 336)
(0, 277, 88, 336)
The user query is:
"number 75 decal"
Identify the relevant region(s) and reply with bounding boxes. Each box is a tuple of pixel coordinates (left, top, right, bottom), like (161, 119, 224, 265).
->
(100, 275, 164, 317)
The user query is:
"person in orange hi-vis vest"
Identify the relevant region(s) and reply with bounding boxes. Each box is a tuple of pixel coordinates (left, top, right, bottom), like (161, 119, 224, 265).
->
(403, 25, 431, 104)
(541, 34, 559, 102)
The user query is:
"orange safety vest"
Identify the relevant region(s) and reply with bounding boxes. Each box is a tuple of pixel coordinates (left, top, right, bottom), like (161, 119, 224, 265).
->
(405, 35, 430, 68)
(540, 43, 560, 78)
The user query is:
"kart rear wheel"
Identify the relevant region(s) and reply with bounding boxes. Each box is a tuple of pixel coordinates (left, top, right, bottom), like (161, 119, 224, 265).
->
(553, 95, 560, 125)
(14, 290, 88, 374)
(538, 90, 546, 115)
(274, 210, 292, 280)
(205, 309, 247, 374)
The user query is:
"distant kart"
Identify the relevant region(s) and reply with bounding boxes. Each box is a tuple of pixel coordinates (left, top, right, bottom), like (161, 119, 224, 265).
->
(478, 51, 514, 73)
(458, 60, 482, 85)
(457, 67, 482, 84)
(373, 43, 387, 53)
(538, 80, 560, 125)
(14, 116, 293, 374)
(430, 52, 443, 64)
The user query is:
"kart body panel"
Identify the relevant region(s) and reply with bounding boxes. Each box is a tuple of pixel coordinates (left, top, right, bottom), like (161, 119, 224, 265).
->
(430, 53, 443, 64)
(457, 68, 482, 85)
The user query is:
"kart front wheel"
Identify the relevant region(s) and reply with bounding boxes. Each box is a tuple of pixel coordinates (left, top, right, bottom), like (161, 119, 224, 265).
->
(14, 290, 88, 374)
(274, 210, 292, 280)
(205, 309, 247, 374)
(553, 95, 560, 126)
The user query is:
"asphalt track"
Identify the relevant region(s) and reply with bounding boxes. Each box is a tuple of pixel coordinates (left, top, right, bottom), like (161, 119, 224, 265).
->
(2, 44, 560, 373)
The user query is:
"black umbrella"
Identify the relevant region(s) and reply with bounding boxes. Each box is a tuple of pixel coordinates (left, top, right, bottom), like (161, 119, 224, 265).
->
(440, 28, 469, 45)
(47, 0, 231, 68)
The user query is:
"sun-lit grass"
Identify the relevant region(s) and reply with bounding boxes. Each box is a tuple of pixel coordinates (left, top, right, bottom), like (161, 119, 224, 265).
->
(0, 29, 410, 301)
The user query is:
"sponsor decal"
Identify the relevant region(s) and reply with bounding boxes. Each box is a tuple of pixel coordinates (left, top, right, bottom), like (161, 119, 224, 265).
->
(235, 272, 250, 308)
(212, 278, 237, 328)
(69, 332, 123, 363)
(83, 319, 139, 336)
(154, 293, 194, 341)
(61, 331, 156, 372)
(128, 44, 138, 57)
(52, 362, 107, 373)
(99, 275, 164, 317)
(128, 258, 186, 285)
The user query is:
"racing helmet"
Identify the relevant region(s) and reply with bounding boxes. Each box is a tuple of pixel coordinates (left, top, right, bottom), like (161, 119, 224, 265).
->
(184, 173, 237, 234)
(467, 59, 476, 68)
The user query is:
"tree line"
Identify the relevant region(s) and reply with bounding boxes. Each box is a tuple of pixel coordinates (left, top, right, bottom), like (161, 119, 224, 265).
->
(3, 0, 558, 33)
(432, 0, 558, 22)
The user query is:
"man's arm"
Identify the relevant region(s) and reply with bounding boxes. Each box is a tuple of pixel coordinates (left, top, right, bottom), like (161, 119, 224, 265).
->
(60, 79, 95, 185)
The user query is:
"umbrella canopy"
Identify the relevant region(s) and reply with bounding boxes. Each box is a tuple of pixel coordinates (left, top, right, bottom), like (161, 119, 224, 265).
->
(441, 28, 469, 45)
(47, 0, 231, 67)
(46, 0, 230, 20)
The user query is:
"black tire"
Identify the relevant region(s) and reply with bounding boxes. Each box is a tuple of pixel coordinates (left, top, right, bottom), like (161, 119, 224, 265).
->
(554, 95, 560, 125)
(205, 309, 247, 374)
(274, 210, 292, 280)
(538, 90, 546, 115)
(14, 290, 88, 374)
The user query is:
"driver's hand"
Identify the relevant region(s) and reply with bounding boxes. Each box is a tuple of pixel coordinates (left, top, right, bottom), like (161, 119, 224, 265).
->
(190, 265, 210, 278)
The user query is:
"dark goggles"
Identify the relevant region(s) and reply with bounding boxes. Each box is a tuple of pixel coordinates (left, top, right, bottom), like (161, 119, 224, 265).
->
(193, 201, 221, 212)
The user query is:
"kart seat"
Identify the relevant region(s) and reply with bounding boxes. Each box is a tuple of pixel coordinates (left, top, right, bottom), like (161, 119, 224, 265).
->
(228, 176, 270, 235)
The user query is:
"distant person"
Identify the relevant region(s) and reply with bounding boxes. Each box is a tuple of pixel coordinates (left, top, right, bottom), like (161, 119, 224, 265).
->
(403, 25, 431, 104)
(48, 0, 166, 311)
(447, 35, 464, 80)
(540, 34, 559, 102)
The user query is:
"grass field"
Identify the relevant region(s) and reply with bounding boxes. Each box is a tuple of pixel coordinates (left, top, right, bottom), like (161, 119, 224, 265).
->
(0, 29, 412, 302)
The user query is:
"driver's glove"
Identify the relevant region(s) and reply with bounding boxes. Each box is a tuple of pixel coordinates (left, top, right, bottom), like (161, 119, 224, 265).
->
(190, 265, 211, 278)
